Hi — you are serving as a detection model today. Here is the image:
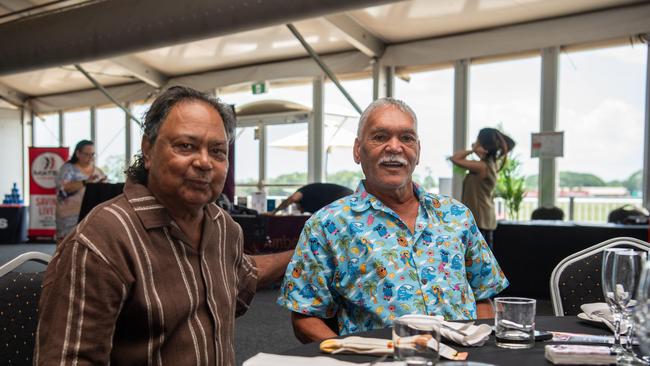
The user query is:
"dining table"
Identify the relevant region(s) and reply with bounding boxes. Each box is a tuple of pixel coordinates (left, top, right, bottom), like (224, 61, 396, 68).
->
(280, 316, 612, 365)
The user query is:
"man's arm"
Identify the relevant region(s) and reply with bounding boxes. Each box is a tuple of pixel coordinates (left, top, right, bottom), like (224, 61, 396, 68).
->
(251, 250, 293, 289)
(36, 242, 126, 365)
(476, 299, 495, 319)
(291, 312, 338, 344)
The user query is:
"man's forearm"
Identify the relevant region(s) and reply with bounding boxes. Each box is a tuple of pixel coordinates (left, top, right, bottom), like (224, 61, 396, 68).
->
(476, 299, 495, 319)
(251, 250, 293, 289)
(291, 312, 338, 344)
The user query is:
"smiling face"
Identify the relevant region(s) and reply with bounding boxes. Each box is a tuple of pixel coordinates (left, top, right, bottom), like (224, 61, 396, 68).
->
(353, 105, 420, 194)
(143, 100, 229, 213)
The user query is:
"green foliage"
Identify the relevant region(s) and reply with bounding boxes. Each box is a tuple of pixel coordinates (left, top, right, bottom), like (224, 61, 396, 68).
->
(495, 156, 526, 220)
(560, 172, 605, 187)
(100, 155, 126, 182)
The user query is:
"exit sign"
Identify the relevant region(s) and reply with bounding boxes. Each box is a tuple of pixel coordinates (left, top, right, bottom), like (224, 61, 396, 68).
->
(251, 82, 267, 95)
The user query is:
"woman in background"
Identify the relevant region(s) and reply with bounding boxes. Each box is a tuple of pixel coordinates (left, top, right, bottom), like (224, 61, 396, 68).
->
(451, 128, 515, 249)
(55, 140, 106, 241)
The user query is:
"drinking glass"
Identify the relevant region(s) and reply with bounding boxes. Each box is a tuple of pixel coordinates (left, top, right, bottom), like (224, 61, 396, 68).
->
(611, 250, 646, 363)
(494, 297, 536, 349)
(602, 248, 634, 354)
(392, 315, 441, 365)
(636, 262, 650, 359)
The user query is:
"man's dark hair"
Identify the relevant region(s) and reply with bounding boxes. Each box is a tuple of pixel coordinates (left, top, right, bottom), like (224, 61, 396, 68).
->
(125, 85, 236, 185)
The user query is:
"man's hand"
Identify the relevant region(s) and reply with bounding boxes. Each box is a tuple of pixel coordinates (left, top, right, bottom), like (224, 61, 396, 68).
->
(291, 312, 338, 344)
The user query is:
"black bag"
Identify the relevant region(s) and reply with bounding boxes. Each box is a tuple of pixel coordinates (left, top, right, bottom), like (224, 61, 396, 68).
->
(607, 205, 649, 225)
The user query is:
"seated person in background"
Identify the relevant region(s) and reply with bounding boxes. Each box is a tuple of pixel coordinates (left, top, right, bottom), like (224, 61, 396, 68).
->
(277, 98, 509, 343)
(273, 182, 353, 214)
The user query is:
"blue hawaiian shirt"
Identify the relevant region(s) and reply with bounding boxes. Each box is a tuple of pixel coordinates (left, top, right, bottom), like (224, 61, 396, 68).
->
(277, 181, 509, 336)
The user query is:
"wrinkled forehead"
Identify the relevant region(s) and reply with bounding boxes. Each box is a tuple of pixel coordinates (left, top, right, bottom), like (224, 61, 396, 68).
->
(362, 105, 417, 134)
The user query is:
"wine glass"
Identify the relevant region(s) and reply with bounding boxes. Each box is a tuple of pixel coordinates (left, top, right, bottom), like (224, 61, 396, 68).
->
(602, 248, 634, 354)
(636, 261, 650, 360)
(611, 250, 647, 363)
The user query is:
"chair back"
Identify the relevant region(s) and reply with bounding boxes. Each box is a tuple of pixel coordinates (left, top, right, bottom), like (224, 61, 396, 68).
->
(531, 206, 564, 220)
(0, 252, 52, 366)
(549, 237, 650, 316)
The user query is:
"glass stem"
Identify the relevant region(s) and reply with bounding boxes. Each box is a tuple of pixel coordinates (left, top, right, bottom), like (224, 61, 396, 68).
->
(614, 312, 623, 348)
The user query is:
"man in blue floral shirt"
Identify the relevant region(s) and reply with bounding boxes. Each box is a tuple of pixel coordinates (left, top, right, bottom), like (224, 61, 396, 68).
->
(277, 98, 509, 343)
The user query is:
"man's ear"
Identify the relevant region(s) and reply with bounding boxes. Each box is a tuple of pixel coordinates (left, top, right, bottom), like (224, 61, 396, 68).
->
(353, 138, 361, 164)
(416, 140, 421, 165)
(141, 136, 152, 169)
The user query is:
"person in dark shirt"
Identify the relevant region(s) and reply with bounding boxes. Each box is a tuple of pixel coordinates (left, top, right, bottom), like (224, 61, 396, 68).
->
(273, 183, 353, 214)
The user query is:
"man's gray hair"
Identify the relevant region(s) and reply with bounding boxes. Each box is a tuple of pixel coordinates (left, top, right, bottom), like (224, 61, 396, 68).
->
(357, 97, 418, 137)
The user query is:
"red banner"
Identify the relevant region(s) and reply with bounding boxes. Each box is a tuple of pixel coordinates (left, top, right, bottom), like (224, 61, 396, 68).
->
(28, 147, 69, 240)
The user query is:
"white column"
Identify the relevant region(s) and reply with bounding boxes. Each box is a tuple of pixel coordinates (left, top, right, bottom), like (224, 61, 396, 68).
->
(258, 123, 266, 192)
(125, 103, 131, 170)
(58, 110, 64, 147)
(642, 38, 650, 210)
(309, 75, 325, 183)
(539, 47, 560, 208)
(372, 61, 394, 100)
(452, 59, 470, 200)
(90, 106, 97, 143)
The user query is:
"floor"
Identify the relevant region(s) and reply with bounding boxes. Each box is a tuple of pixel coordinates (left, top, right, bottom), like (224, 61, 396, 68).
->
(0, 242, 554, 365)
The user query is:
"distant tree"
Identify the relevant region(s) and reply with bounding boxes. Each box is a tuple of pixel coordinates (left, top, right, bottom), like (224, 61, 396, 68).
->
(526, 171, 608, 189)
(559, 172, 605, 187)
(622, 170, 642, 194)
(326, 170, 364, 189)
(100, 155, 126, 182)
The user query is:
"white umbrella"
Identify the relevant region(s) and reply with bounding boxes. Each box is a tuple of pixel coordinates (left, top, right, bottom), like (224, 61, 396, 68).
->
(269, 125, 356, 152)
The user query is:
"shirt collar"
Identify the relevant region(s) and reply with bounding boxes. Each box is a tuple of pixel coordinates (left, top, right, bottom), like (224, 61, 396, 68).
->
(350, 180, 431, 213)
(123, 177, 223, 231)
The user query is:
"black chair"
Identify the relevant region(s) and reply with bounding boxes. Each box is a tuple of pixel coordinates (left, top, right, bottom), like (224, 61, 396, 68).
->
(549, 237, 650, 316)
(78, 182, 125, 222)
(531, 206, 564, 220)
(0, 252, 52, 366)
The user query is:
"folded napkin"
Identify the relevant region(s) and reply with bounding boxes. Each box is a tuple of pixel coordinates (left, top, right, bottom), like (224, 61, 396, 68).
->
(320, 336, 392, 355)
(243, 352, 400, 366)
(320, 335, 468, 361)
(579, 303, 628, 334)
(438, 319, 493, 347)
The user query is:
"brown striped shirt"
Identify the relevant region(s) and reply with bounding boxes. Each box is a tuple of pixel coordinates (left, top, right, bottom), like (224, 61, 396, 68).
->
(35, 179, 258, 366)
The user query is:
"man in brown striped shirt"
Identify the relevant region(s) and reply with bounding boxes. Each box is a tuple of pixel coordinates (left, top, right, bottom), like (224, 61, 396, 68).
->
(35, 86, 292, 366)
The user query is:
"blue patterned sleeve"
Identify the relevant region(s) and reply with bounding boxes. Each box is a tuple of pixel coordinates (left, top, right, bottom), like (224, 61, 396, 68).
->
(55, 163, 76, 198)
(276, 215, 338, 318)
(461, 203, 509, 300)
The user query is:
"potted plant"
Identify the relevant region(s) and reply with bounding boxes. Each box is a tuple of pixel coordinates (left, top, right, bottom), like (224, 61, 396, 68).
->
(496, 155, 526, 220)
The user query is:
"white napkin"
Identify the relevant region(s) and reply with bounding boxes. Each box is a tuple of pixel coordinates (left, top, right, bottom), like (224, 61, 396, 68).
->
(243, 352, 401, 366)
(579, 303, 628, 334)
(439, 319, 493, 347)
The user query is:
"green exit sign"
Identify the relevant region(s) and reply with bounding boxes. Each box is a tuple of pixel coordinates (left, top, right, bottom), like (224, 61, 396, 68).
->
(251, 82, 267, 95)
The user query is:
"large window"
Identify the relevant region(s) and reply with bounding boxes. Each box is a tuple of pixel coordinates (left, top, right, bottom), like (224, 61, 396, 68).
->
(220, 82, 312, 198)
(396, 68, 455, 194)
(63, 109, 91, 157)
(33, 113, 59, 147)
(96, 106, 126, 182)
(129, 103, 149, 163)
(469, 56, 541, 219)
(324, 77, 371, 188)
(557, 44, 647, 222)
(266, 122, 308, 195)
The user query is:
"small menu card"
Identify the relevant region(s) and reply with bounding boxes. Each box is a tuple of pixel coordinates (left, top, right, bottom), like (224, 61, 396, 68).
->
(545, 345, 616, 365)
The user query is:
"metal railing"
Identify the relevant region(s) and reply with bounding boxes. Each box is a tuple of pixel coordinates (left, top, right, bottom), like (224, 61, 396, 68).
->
(496, 196, 643, 223)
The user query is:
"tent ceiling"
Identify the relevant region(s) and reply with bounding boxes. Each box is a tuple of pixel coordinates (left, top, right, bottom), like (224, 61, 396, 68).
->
(0, 0, 646, 109)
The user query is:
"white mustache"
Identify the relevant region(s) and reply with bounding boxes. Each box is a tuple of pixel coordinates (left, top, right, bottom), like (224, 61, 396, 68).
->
(378, 155, 408, 165)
